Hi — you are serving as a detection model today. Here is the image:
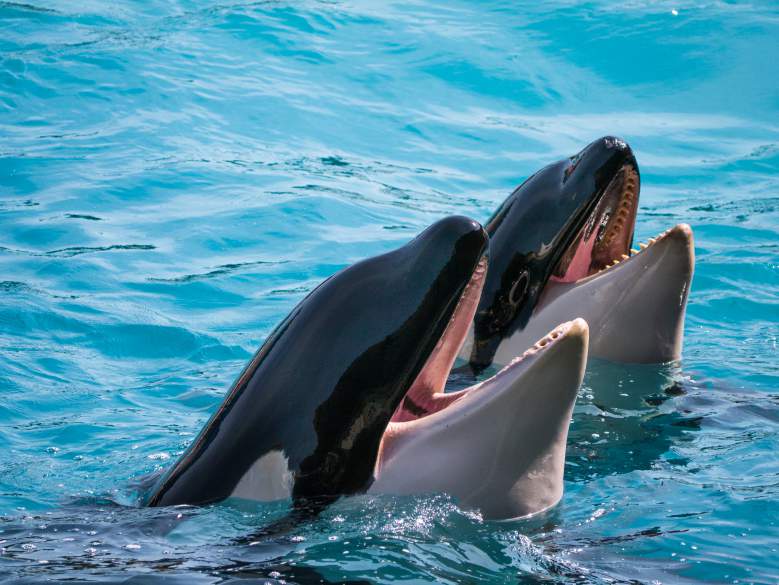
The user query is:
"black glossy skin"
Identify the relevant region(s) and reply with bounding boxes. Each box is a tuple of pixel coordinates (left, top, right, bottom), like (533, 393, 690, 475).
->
(469, 136, 638, 371)
(145, 216, 487, 508)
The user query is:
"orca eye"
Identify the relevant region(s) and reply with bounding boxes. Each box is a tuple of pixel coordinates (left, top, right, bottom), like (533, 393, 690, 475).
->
(509, 271, 529, 306)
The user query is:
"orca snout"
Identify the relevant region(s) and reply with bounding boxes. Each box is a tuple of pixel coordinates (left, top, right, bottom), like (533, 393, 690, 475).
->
(431, 214, 489, 261)
(602, 135, 629, 152)
(574, 135, 636, 170)
(410, 215, 488, 292)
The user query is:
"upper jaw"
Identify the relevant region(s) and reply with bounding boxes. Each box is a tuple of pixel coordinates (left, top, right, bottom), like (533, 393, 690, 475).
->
(592, 160, 640, 268)
(391, 256, 488, 423)
(553, 155, 640, 283)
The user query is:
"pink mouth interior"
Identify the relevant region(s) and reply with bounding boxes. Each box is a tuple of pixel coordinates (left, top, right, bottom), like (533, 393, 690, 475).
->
(376, 319, 581, 472)
(551, 164, 639, 283)
(390, 257, 488, 423)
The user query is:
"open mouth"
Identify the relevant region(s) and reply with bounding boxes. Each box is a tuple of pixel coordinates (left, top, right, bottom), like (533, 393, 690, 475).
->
(377, 318, 587, 475)
(578, 223, 694, 281)
(387, 241, 583, 429)
(551, 161, 640, 283)
(546, 154, 689, 288)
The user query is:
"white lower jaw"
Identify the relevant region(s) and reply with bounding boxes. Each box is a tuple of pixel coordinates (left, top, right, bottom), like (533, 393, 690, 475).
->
(369, 319, 588, 521)
(465, 223, 695, 367)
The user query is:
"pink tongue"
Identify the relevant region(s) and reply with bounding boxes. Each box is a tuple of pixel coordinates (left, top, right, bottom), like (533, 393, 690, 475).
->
(550, 231, 597, 283)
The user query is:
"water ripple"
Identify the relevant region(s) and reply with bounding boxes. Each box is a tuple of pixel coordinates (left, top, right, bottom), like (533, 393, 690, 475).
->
(148, 260, 289, 283)
(1, 0, 778, 583)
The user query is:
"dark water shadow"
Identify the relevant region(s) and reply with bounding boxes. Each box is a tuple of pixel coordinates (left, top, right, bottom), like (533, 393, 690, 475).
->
(0, 497, 373, 584)
(564, 359, 703, 482)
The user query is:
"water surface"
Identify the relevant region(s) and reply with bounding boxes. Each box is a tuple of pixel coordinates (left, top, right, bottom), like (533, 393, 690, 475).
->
(1, 1, 778, 583)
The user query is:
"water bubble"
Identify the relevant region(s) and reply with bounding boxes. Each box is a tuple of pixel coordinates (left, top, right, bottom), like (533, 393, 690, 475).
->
(124, 543, 141, 550)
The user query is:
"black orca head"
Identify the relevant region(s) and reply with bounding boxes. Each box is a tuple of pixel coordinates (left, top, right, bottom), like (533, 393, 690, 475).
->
(145, 215, 488, 508)
(469, 136, 640, 371)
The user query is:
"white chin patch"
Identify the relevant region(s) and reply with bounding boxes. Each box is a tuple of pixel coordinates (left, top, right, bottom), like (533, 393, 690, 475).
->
(230, 450, 293, 502)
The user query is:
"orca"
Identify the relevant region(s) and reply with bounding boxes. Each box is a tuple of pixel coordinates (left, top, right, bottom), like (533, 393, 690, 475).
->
(144, 214, 590, 522)
(144, 215, 489, 511)
(461, 136, 693, 369)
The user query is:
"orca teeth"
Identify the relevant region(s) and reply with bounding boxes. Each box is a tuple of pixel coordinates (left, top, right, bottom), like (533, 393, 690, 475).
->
(554, 162, 640, 282)
(601, 166, 638, 250)
(502, 322, 572, 369)
(593, 225, 677, 275)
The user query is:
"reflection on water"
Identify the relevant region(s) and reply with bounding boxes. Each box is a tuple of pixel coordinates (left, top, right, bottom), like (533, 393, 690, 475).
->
(567, 360, 699, 481)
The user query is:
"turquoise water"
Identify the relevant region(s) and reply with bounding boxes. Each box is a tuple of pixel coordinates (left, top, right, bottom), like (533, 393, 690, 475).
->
(1, 0, 778, 582)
